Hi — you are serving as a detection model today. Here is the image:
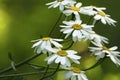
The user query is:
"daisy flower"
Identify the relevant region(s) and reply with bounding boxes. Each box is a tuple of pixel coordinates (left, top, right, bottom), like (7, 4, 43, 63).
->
(45, 48, 81, 66)
(62, 66, 88, 80)
(60, 20, 94, 42)
(93, 10, 117, 26)
(46, 0, 76, 11)
(32, 37, 63, 54)
(63, 2, 95, 20)
(89, 43, 120, 66)
(85, 31, 109, 45)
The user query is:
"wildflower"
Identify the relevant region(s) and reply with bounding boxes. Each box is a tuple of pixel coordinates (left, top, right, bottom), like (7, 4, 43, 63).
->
(85, 31, 109, 45)
(93, 8, 117, 26)
(63, 2, 95, 20)
(62, 66, 88, 80)
(60, 20, 94, 42)
(45, 48, 81, 66)
(89, 43, 120, 66)
(46, 0, 76, 11)
(32, 37, 63, 54)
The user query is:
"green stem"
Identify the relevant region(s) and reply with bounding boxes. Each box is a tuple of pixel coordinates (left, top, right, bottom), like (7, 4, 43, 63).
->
(0, 53, 43, 74)
(27, 63, 57, 70)
(40, 63, 60, 80)
(83, 57, 106, 71)
(87, 16, 93, 25)
(40, 53, 50, 79)
(0, 69, 66, 78)
(0, 72, 40, 78)
(48, 13, 63, 36)
(63, 41, 74, 50)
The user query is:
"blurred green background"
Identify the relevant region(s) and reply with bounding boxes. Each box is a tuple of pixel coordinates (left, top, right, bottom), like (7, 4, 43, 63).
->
(0, 0, 120, 80)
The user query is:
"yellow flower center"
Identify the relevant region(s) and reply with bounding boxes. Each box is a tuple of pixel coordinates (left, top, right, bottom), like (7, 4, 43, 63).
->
(57, 50, 68, 56)
(102, 46, 111, 52)
(98, 11, 106, 17)
(57, 0, 63, 2)
(72, 24, 82, 30)
(42, 37, 51, 41)
(71, 67, 81, 73)
(70, 6, 80, 11)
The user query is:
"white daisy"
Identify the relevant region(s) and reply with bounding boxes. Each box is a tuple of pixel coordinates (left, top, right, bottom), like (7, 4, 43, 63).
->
(46, 0, 76, 11)
(63, 2, 95, 20)
(89, 43, 120, 66)
(85, 31, 109, 45)
(62, 66, 88, 80)
(32, 37, 63, 54)
(45, 48, 81, 66)
(60, 20, 94, 42)
(94, 11, 117, 26)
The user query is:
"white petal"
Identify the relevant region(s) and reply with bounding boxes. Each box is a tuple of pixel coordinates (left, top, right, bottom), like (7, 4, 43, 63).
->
(50, 40, 63, 48)
(63, 20, 74, 26)
(94, 15, 101, 20)
(101, 17, 106, 24)
(46, 54, 58, 64)
(59, 4, 64, 11)
(109, 55, 120, 66)
(46, 41, 51, 47)
(68, 54, 81, 59)
(72, 31, 79, 41)
(63, 10, 73, 16)
(71, 76, 76, 80)
(80, 73, 88, 80)
(61, 57, 67, 65)
(36, 47, 42, 53)
(46, 1, 57, 5)
(109, 46, 118, 50)
(78, 75, 82, 80)
(71, 59, 80, 64)
(55, 56, 62, 64)
(53, 2, 60, 8)
(66, 50, 77, 54)
(65, 32, 72, 39)
(40, 41, 46, 50)
(52, 38, 63, 41)
(65, 71, 73, 79)
(76, 3, 82, 8)
(63, 28, 73, 33)
(32, 40, 42, 48)
(65, 58, 71, 66)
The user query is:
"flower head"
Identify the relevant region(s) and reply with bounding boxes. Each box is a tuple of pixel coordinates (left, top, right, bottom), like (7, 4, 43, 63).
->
(85, 31, 109, 45)
(91, 6, 117, 26)
(32, 37, 63, 54)
(46, 0, 76, 11)
(89, 43, 120, 66)
(60, 20, 94, 42)
(45, 48, 81, 66)
(63, 2, 95, 20)
(61, 66, 88, 80)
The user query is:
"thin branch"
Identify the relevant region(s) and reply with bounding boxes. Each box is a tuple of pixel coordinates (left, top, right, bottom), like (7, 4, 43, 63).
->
(0, 53, 43, 74)
(48, 13, 63, 36)
(40, 53, 50, 79)
(40, 63, 60, 80)
(0, 69, 66, 78)
(0, 72, 40, 77)
(83, 57, 106, 71)
(63, 41, 74, 50)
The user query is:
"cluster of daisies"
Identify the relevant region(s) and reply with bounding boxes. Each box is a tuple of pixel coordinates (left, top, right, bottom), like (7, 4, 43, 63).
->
(32, 0, 120, 80)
